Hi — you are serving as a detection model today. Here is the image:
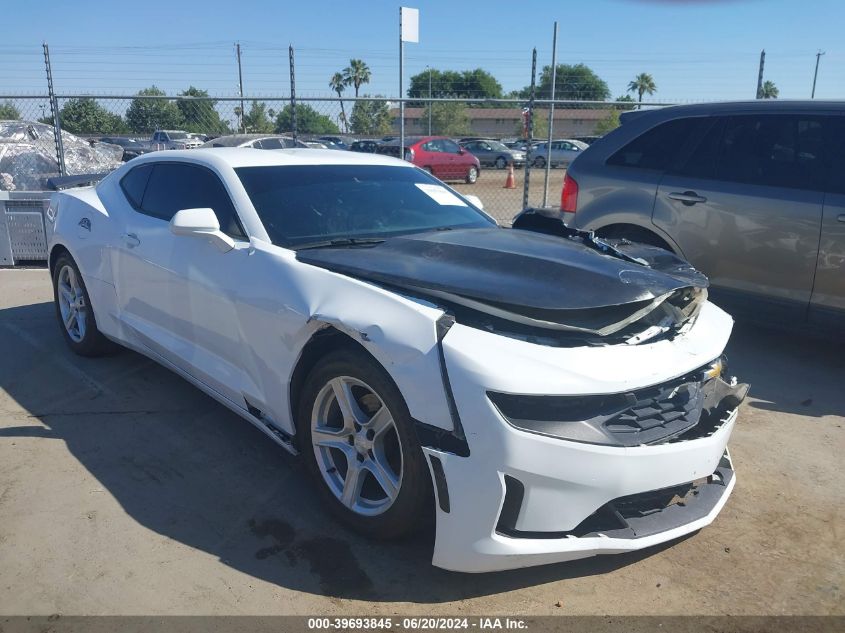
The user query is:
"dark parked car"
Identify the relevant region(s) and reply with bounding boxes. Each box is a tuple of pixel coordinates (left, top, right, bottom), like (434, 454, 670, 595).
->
(459, 139, 525, 169)
(97, 137, 152, 161)
(376, 136, 480, 183)
(350, 140, 380, 153)
(561, 100, 845, 333)
(317, 136, 352, 150)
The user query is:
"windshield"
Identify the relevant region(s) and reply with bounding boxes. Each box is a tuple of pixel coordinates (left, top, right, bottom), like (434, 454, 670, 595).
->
(168, 132, 188, 140)
(488, 141, 510, 151)
(236, 165, 494, 248)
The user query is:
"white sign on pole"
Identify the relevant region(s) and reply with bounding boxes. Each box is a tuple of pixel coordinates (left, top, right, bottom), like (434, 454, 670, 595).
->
(401, 7, 419, 43)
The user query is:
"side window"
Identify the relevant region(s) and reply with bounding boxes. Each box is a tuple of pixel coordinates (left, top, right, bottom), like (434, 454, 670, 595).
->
(259, 138, 284, 149)
(441, 139, 461, 153)
(139, 163, 246, 238)
(422, 141, 441, 152)
(715, 115, 826, 190)
(119, 164, 153, 209)
(607, 117, 701, 171)
(827, 117, 845, 195)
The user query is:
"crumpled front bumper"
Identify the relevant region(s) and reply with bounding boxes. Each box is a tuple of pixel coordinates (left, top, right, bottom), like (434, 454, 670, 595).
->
(426, 305, 741, 573)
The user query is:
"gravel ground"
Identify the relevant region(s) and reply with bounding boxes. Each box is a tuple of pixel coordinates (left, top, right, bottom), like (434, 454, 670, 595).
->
(0, 269, 842, 616)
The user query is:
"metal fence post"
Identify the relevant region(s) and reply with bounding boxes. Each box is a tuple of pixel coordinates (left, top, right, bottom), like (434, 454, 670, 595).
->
(289, 45, 297, 141)
(42, 42, 66, 177)
(522, 48, 537, 210)
(542, 22, 558, 208)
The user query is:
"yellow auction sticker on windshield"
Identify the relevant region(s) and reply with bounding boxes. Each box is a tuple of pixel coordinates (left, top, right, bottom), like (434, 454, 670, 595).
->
(415, 183, 468, 207)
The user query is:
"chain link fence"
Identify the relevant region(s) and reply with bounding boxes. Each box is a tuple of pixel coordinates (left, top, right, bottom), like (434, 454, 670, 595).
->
(0, 93, 657, 224)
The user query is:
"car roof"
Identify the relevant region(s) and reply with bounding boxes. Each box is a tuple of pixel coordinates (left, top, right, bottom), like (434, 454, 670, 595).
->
(201, 134, 292, 147)
(620, 99, 845, 124)
(127, 147, 414, 169)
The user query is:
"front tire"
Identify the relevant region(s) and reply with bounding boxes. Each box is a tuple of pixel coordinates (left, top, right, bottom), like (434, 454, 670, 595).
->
(533, 156, 546, 168)
(52, 254, 114, 356)
(299, 348, 431, 539)
(465, 166, 479, 184)
(495, 156, 507, 169)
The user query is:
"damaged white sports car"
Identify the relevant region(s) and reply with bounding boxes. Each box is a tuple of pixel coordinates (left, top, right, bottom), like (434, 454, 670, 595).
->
(47, 149, 747, 573)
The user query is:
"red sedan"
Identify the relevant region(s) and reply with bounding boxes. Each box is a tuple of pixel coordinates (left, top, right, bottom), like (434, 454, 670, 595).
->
(377, 136, 480, 184)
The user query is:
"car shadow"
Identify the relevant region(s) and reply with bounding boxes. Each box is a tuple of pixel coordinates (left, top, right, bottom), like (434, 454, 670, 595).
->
(0, 298, 836, 601)
(725, 320, 845, 418)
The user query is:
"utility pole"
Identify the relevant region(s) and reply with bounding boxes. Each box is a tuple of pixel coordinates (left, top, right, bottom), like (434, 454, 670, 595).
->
(427, 66, 432, 135)
(542, 21, 558, 208)
(811, 50, 825, 98)
(755, 49, 765, 99)
(289, 45, 297, 142)
(236, 42, 245, 132)
(522, 48, 537, 211)
(42, 42, 65, 176)
(399, 7, 419, 158)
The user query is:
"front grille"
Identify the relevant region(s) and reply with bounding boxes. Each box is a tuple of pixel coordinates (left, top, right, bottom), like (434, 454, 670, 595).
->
(603, 377, 705, 445)
(489, 367, 712, 447)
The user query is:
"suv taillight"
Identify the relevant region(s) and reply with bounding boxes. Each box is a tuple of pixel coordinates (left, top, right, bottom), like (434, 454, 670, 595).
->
(561, 173, 578, 213)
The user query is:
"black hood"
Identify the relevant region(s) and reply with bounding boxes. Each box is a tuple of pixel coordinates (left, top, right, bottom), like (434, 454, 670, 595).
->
(296, 227, 707, 335)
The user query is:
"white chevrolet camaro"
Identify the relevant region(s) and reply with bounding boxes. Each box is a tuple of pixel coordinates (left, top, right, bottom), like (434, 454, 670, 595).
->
(46, 148, 747, 573)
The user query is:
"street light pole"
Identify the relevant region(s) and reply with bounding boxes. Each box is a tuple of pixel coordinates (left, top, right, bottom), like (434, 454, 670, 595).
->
(811, 50, 825, 99)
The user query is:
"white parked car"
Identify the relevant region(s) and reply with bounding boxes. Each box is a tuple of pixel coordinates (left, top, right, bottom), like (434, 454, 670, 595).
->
(46, 148, 747, 572)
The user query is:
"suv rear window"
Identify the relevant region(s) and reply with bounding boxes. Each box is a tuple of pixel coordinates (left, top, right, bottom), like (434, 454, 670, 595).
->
(607, 117, 701, 171)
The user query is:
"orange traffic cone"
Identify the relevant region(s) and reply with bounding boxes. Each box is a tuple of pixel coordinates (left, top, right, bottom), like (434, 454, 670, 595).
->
(503, 163, 515, 189)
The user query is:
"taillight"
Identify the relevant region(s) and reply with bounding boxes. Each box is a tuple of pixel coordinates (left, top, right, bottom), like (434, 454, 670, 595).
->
(561, 173, 578, 213)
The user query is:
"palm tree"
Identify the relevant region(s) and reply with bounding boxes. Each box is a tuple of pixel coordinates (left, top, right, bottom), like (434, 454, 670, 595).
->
(343, 59, 371, 98)
(760, 80, 779, 99)
(627, 72, 657, 109)
(329, 72, 348, 132)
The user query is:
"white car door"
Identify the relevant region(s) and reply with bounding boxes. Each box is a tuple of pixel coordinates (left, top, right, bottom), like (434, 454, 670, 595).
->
(112, 160, 257, 406)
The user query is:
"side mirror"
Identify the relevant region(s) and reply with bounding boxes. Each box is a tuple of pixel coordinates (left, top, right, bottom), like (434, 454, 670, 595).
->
(170, 207, 235, 253)
(464, 194, 484, 210)
(457, 148, 465, 155)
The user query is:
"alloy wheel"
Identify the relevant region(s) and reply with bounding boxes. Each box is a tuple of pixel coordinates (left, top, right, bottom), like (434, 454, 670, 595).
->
(311, 376, 404, 516)
(57, 264, 87, 343)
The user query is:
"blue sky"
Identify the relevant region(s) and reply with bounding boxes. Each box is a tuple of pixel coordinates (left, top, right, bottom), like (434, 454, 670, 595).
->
(2, 0, 842, 102)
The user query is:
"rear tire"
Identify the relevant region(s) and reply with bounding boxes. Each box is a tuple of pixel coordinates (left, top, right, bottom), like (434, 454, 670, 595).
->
(299, 347, 432, 540)
(52, 254, 115, 357)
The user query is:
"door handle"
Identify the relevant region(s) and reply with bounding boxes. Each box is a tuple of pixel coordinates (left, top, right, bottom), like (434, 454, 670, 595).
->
(122, 233, 140, 248)
(668, 191, 708, 205)
(837, 214, 845, 223)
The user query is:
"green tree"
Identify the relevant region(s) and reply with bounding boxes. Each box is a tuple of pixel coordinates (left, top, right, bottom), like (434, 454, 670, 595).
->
(408, 68, 503, 101)
(342, 59, 371, 97)
(423, 101, 470, 136)
(275, 104, 339, 134)
(126, 86, 184, 134)
(329, 72, 348, 132)
(614, 94, 637, 110)
(176, 86, 229, 134)
(627, 73, 657, 107)
(58, 98, 126, 134)
(595, 111, 621, 135)
(522, 64, 611, 102)
(350, 97, 392, 135)
(0, 101, 21, 120)
(760, 80, 779, 99)
(242, 101, 275, 133)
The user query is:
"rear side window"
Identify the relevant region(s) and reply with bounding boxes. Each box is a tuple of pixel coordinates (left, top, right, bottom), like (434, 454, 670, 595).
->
(139, 163, 245, 237)
(678, 114, 830, 191)
(607, 117, 701, 171)
(119, 164, 153, 208)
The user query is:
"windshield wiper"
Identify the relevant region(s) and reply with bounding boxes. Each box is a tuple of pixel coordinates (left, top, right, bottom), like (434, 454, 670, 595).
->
(294, 237, 386, 250)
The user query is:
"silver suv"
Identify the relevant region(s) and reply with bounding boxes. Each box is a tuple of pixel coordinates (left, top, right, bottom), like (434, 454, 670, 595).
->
(562, 100, 845, 333)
